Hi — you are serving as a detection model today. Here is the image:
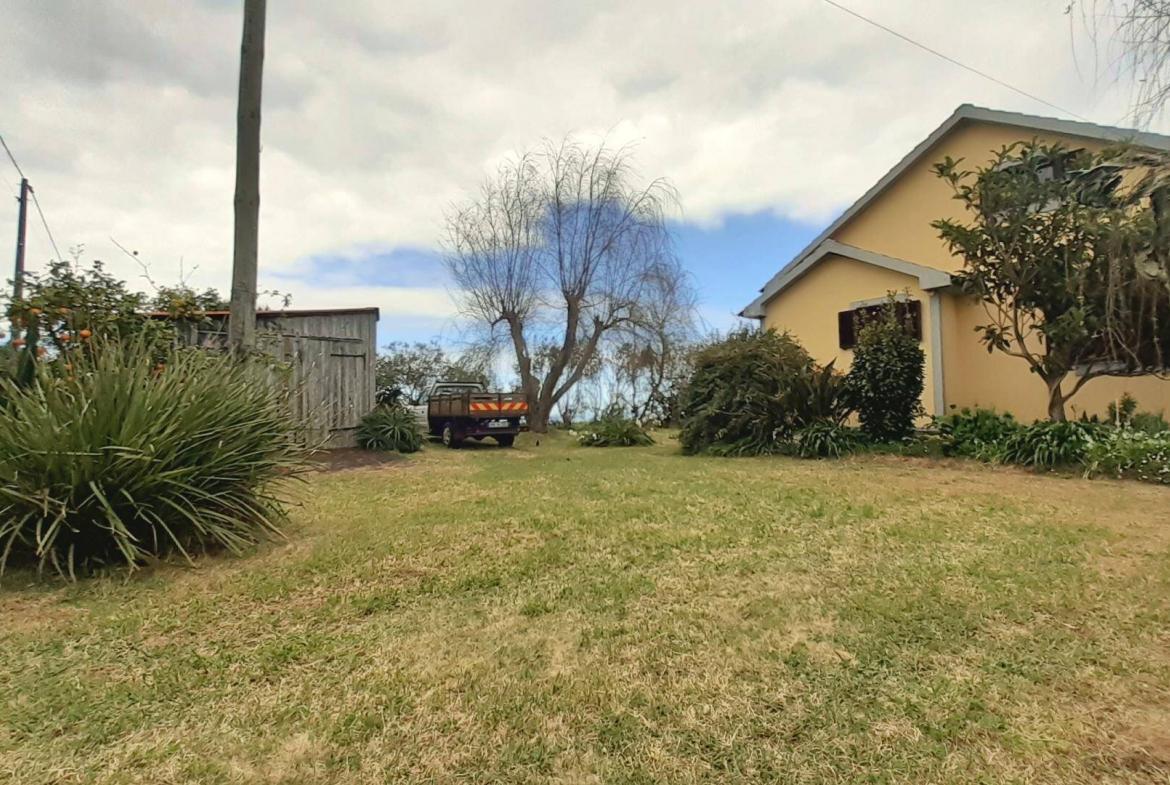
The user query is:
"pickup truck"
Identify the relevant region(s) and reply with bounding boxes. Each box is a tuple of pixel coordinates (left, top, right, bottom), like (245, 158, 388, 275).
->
(410, 382, 529, 448)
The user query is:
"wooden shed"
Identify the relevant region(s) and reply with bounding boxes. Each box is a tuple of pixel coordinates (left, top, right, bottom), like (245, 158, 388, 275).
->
(169, 308, 379, 448)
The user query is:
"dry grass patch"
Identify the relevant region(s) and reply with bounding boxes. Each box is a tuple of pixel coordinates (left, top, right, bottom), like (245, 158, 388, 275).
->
(2, 437, 1169, 783)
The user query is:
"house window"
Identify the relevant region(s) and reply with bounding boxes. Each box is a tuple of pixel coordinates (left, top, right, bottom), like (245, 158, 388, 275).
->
(837, 299, 922, 350)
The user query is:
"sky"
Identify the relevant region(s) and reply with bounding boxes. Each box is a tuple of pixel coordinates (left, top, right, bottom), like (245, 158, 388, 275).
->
(1, 0, 1165, 350)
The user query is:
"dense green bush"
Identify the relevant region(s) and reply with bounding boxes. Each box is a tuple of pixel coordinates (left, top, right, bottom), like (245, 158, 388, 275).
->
(794, 420, 860, 459)
(1129, 411, 1170, 434)
(990, 420, 1104, 468)
(577, 412, 655, 447)
(846, 301, 925, 442)
(679, 329, 823, 455)
(0, 342, 307, 576)
(936, 407, 1020, 457)
(356, 406, 423, 453)
(1083, 429, 1170, 484)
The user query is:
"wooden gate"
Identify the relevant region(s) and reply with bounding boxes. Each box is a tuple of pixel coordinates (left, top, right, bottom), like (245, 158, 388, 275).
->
(257, 333, 371, 448)
(171, 308, 379, 449)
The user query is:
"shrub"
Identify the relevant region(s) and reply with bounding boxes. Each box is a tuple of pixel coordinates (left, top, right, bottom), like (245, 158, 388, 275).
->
(790, 360, 853, 425)
(578, 408, 655, 447)
(1084, 429, 1170, 484)
(678, 328, 816, 455)
(356, 406, 423, 453)
(0, 342, 307, 577)
(936, 407, 1020, 457)
(794, 420, 860, 459)
(1130, 411, 1170, 434)
(990, 420, 1104, 468)
(846, 299, 925, 442)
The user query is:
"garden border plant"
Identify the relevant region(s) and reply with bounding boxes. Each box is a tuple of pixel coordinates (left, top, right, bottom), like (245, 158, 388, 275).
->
(0, 340, 309, 577)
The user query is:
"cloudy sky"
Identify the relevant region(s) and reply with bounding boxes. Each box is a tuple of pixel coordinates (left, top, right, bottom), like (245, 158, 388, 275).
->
(0, 0, 1161, 347)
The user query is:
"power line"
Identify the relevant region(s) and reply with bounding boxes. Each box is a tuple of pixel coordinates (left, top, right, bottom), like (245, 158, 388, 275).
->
(819, 0, 1092, 123)
(1, 131, 64, 262)
(29, 187, 63, 262)
(0, 133, 26, 180)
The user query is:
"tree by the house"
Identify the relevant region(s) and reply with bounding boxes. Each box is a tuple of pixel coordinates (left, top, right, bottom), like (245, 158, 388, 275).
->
(444, 137, 690, 432)
(933, 140, 1170, 421)
(374, 340, 493, 405)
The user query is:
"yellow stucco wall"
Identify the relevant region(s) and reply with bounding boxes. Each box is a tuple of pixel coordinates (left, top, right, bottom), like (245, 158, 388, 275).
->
(761, 253, 942, 416)
(942, 293, 1170, 421)
(832, 121, 1111, 272)
(760, 117, 1170, 421)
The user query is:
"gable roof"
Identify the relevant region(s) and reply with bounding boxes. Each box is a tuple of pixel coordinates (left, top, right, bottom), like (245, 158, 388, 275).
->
(741, 104, 1170, 318)
(758, 240, 952, 301)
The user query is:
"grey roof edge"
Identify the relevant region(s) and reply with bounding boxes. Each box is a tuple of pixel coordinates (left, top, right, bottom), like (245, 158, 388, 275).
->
(739, 240, 952, 318)
(739, 104, 1170, 318)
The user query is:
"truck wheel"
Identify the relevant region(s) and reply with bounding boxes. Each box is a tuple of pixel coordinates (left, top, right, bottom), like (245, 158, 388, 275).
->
(441, 423, 463, 448)
(496, 434, 515, 448)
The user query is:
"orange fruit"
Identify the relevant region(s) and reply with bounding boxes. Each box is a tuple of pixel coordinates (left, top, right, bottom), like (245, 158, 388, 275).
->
(79, 329, 92, 339)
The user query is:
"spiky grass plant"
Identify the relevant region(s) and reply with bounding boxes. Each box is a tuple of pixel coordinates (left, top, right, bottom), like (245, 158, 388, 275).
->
(0, 342, 308, 577)
(356, 406, 423, 452)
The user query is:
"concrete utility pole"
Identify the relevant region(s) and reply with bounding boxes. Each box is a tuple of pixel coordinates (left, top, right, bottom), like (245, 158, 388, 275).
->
(228, 0, 267, 353)
(12, 177, 28, 305)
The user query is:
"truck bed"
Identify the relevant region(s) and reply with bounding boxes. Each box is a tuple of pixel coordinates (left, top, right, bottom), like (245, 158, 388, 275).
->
(428, 391, 528, 420)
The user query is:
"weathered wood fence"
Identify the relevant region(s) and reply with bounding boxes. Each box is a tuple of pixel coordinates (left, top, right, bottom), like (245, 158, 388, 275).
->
(171, 308, 378, 448)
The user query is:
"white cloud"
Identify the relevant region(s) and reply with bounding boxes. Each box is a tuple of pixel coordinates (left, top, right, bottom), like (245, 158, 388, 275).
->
(0, 0, 1158, 306)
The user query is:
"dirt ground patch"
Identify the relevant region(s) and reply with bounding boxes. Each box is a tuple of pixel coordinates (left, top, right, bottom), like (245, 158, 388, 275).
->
(311, 447, 410, 472)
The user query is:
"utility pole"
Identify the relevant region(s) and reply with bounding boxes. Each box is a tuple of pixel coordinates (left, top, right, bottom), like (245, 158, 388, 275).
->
(228, 0, 266, 354)
(13, 177, 28, 305)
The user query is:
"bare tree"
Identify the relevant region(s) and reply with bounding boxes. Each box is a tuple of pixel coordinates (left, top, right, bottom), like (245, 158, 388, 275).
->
(611, 262, 699, 423)
(1072, 1, 1170, 124)
(444, 139, 688, 432)
(228, 0, 266, 353)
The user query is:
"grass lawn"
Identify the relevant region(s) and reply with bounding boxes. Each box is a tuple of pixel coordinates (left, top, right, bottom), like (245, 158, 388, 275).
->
(3, 434, 1170, 784)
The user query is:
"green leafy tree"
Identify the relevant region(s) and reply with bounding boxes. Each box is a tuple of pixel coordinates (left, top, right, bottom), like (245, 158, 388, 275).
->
(933, 141, 1170, 421)
(846, 298, 925, 442)
(375, 340, 493, 405)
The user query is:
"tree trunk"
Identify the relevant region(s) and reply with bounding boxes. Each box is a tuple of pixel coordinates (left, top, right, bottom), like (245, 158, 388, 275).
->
(1045, 376, 1067, 422)
(228, 0, 266, 354)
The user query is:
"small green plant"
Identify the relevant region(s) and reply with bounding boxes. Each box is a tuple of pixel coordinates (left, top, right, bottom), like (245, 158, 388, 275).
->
(578, 411, 654, 447)
(1129, 411, 1170, 434)
(0, 341, 308, 577)
(991, 420, 1104, 468)
(1084, 429, 1170, 484)
(1106, 393, 1139, 427)
(790, 360, 853, 425)
(846, 296, 925, 443)
(793, 420, 859, 459)
(1104, 395, 1170, 434)
(936, 407, 1020, 457)
(357, 406, 423, 453)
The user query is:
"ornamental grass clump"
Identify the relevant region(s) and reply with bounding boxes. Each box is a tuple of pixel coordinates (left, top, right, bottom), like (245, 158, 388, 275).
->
(577, 410, 654, 447)
(0, 342, 308, 577)
(357, 405, 423, 453)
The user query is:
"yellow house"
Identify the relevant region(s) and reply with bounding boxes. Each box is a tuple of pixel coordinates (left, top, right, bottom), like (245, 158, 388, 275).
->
(741, 104, 1170, 422)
